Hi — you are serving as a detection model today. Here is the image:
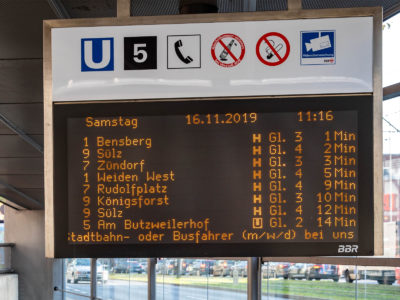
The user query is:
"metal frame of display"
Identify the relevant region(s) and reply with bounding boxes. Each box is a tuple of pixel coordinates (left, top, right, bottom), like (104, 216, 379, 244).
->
(43, 7, 383, 261)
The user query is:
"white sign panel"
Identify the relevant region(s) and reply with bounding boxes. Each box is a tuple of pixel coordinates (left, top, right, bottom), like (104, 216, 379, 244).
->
(51, 17, 373, 101)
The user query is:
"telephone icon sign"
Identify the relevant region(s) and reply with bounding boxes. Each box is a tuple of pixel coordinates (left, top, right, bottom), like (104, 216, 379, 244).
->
(174, 40, 193, 64)
(168, 35, 201, 69)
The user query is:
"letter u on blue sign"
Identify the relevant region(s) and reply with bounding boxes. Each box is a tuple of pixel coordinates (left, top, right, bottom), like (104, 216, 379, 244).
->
(81, 38, 114, 71)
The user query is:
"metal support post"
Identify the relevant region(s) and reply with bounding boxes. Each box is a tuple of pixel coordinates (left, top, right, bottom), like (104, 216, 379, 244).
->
(52, 259, 64, 300)
(117, 0, 131, 17)
(288, 0, 302, 11)
(148, 258, 157, 300)
(248, 257, 262, 300)
(90, 258, 97, 300)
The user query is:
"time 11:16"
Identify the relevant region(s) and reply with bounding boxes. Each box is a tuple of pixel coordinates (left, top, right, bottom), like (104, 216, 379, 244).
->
(297, 110, 334, 122)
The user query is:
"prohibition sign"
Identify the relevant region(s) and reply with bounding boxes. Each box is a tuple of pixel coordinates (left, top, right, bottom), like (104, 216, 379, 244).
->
(256, 32, 290, 66)
(211, 33, 245, 67)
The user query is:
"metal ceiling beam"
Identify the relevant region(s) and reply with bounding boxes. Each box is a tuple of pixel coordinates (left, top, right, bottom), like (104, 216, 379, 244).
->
(384, 2, 400, 21)
(0, 180, 43, 209)
(384, 117, 400, 133)
(243, 0, 257, 12)
(47, 0, 71, 19)
(0, 196, 27, 211)
(383, 82, 400, 100)
(0, 113, 43, 154)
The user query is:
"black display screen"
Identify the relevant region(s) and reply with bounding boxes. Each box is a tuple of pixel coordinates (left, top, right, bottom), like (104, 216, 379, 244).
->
(53, 95, 374, 257)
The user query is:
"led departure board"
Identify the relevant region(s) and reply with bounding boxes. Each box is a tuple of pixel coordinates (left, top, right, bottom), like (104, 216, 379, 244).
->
(53, 96, 374, 257)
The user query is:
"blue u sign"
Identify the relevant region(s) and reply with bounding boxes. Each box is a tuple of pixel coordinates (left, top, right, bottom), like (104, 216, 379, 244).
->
(81, 38, 114, 72)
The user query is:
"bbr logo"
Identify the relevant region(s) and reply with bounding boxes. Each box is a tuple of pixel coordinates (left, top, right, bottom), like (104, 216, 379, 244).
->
(338, 245, 358, 253)
(124, 36, 157, 70)
(81, 38, 114, 72)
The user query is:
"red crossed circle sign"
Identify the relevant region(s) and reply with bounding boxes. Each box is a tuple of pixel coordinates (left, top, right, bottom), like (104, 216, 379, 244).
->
(256, 32, 290, 66)
(211, 33, 245, 67)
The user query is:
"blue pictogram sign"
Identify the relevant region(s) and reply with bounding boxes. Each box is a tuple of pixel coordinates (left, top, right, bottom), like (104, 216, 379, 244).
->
(301, 31, 335, 65)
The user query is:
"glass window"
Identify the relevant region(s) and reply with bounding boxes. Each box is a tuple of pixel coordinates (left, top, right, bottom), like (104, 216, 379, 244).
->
(209, 260, 247, 300)
(65, 294, 89, 300)
(383, 14, 400, 87)
(156, 258, 247, 300)
(0, 222, 3, 244)
(64, 258, 91, 298)
(383, 96, 400, 257)
(263, 262, 342, 299)
(97, 258, 148, 300)
(0, 203, 4, 243)
(156, 258, 208, 300)
(356, 265, 400, 299)
(262, 262, 400, 299)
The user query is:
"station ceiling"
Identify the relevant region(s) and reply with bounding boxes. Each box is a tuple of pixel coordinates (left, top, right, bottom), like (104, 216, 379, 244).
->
(55, 0, 400, 19)
(0, 0, 399, 210)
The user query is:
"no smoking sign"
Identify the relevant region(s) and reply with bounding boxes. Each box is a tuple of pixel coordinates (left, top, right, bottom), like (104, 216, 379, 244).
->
(211, 34, 245, 67)
(256, 32, 290, 66)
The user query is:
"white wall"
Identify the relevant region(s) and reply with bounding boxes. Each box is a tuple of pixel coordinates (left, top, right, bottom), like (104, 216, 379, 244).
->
(0, 274, 18, 300)
(4, 208, 59, 300)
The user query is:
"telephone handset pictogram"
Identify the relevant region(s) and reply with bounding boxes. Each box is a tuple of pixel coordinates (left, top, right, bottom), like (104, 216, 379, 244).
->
(174, 40, 193, 64)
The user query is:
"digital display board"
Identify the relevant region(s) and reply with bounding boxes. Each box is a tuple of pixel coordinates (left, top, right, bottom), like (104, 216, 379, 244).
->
(53, 95, 374, 257)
